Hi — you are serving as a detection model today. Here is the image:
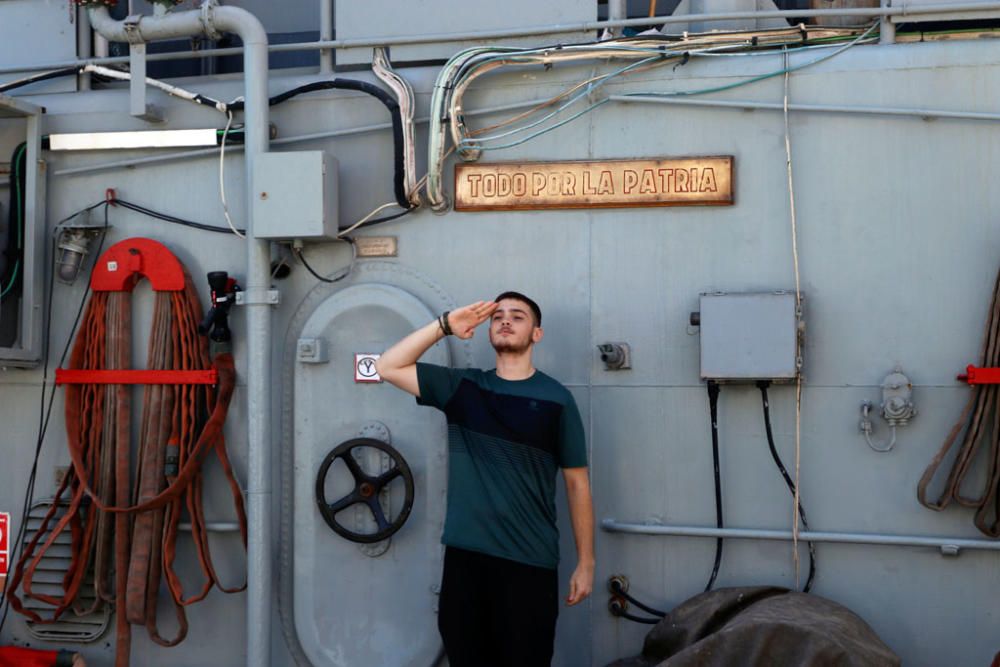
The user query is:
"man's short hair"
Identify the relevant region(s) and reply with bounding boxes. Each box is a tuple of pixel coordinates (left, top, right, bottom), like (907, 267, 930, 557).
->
(494, 291, 542, 326)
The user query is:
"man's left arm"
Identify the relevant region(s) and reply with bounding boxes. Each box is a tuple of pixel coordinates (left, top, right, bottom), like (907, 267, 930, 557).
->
(563, 466, 594, 606)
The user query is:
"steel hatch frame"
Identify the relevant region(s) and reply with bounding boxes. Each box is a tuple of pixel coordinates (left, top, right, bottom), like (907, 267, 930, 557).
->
(0, 92, 46, 367)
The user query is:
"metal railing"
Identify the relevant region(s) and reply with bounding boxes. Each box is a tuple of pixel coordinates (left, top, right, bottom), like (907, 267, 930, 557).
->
(602, 518, 1000, 555)
(4, 1, 1000, 77)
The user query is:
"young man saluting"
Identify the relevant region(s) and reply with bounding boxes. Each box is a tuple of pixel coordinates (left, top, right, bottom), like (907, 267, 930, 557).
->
(376, 292, 594, 667)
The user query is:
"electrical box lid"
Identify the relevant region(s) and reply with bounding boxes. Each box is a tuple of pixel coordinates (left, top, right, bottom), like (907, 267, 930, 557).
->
(698, 291, 801, 382)
(251, 150, 338, 241)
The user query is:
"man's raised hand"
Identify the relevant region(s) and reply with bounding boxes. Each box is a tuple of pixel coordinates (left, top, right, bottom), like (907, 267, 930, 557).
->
(447, 301, 498, 339)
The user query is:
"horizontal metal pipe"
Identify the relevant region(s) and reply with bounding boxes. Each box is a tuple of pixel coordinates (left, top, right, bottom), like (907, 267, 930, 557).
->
(611, 94, 1000, 122)
(601, 519, 1000, 552)
(4, 1, 1000, 76)
(51, 96, 551, 177)
(178, 521, 242, 532)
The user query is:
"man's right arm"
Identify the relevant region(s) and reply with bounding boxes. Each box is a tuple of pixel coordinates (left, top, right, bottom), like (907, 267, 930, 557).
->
(375, 319, 445, 397)
(376, 300, 498, 397)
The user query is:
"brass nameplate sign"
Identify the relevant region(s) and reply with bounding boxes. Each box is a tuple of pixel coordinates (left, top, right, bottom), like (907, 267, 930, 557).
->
(455, 157, 733, 211)
(354, 236, 398, 257)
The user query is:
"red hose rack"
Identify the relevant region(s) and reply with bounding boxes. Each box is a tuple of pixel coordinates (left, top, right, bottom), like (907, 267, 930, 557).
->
(54, 237, 218, 387)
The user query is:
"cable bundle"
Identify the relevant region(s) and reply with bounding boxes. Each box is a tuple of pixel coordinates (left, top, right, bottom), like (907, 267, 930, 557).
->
(919, 267, 1000, 536)
(425, 25, 878, 210)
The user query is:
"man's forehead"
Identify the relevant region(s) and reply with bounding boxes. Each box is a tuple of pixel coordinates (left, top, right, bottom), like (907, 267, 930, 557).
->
(494, 300, 530, 313)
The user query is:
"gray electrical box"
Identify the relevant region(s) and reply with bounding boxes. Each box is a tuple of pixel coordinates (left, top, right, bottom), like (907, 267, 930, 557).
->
(697, 291, 801, 382)
(252, 150, 338, 241)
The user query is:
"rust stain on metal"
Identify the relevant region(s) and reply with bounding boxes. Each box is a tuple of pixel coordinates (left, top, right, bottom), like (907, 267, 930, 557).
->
(454, 157, 734, 211)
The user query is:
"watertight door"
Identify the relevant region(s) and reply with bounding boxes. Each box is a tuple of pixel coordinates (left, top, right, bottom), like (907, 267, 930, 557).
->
(293, 283, 448, 666)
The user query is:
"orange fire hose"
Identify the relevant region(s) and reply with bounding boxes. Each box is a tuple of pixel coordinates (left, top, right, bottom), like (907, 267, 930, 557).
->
(5, 239, 246, 667)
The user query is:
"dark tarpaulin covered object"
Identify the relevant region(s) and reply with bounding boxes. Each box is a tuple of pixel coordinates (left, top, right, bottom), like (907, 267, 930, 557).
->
(608, 586, 900, 667)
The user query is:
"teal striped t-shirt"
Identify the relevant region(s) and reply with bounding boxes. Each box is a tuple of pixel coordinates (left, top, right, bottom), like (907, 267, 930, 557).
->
(416, 363, 587, 569)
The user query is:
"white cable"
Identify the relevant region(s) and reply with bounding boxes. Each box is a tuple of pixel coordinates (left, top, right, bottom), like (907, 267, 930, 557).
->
(373, 48, 420, 206)
(783, 47, 804, 589)
(83, 64, 228, 114)
(219, 110, 246, 239)
(336, 201, 402, 238)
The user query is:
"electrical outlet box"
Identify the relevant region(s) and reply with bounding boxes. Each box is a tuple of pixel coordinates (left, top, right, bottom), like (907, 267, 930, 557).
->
(252, 150, 338, 241)
(698, 291, 801, 382)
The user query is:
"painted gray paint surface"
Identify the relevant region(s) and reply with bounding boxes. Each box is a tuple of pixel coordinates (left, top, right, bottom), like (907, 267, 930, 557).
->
(0, 9, 998, 667)
(0, 0, 76, 94)
(335, 0, 595, 65)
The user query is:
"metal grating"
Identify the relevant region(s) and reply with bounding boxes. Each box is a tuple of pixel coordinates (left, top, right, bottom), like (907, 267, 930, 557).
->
(20, 500, 111, 642)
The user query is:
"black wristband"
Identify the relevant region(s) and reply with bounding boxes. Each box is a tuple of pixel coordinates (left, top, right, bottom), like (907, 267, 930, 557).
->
(441, 311, 453, 336)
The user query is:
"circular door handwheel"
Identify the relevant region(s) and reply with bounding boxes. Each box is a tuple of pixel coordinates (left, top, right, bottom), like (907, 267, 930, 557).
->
(315, 437, 415, 543)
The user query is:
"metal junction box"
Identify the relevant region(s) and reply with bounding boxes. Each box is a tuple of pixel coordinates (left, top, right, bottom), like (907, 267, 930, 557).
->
(252, 150, 338, 241)
(698, 291, 801, 383)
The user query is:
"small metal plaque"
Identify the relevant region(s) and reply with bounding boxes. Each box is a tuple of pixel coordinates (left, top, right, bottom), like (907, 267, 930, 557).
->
(455, 157, 733, 211)
(355, 236, 398, 257)
(355, 353, 382, 383)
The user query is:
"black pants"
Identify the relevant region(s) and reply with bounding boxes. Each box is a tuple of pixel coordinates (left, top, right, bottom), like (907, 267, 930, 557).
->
(438, 546, 558, 667)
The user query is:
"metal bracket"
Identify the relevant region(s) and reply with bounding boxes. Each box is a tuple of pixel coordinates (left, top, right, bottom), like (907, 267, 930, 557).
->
(236, 289, 281, 306)
(296, 337, 328, 364)
(123, 19, 164, 123)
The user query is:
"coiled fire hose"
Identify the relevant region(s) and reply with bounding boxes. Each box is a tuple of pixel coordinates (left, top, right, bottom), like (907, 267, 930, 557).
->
(6, 239, 246, 667)
(918, 266, 1000, 536)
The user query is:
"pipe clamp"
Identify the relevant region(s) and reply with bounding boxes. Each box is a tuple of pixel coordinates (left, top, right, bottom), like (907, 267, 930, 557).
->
(122, 14, 145, 44)
(200, 0, 222, 41)
(236, 289, 280, 306)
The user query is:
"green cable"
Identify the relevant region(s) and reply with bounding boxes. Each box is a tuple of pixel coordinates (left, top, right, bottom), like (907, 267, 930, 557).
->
(1, 144, 26, 299)
(461, 55, 669, 146)
(624, 21, 878, 99)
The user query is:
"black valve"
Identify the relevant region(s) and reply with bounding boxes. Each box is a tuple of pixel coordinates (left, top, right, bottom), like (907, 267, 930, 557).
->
(198, 271, 240, 344)
(608, 574, 630, 595)
(606, 574, 667, 622)
(608, 596, 628, 617)
(597, 343, 631, 370)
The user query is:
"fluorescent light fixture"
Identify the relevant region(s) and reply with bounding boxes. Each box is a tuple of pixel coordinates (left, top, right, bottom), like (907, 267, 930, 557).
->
(48, 128, 219, 151)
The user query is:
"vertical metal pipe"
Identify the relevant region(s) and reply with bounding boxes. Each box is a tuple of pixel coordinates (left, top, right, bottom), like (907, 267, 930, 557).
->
(607, 0, 627, 37)
(880, 0, 896, 44)
(94, 33, 109, 58)
(86, 5, 272, 665)
(205, 12, 272, 665)
(320, 0, 334, 73)
(224, 14, 274, 667)
(76, 7, 92, 90)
